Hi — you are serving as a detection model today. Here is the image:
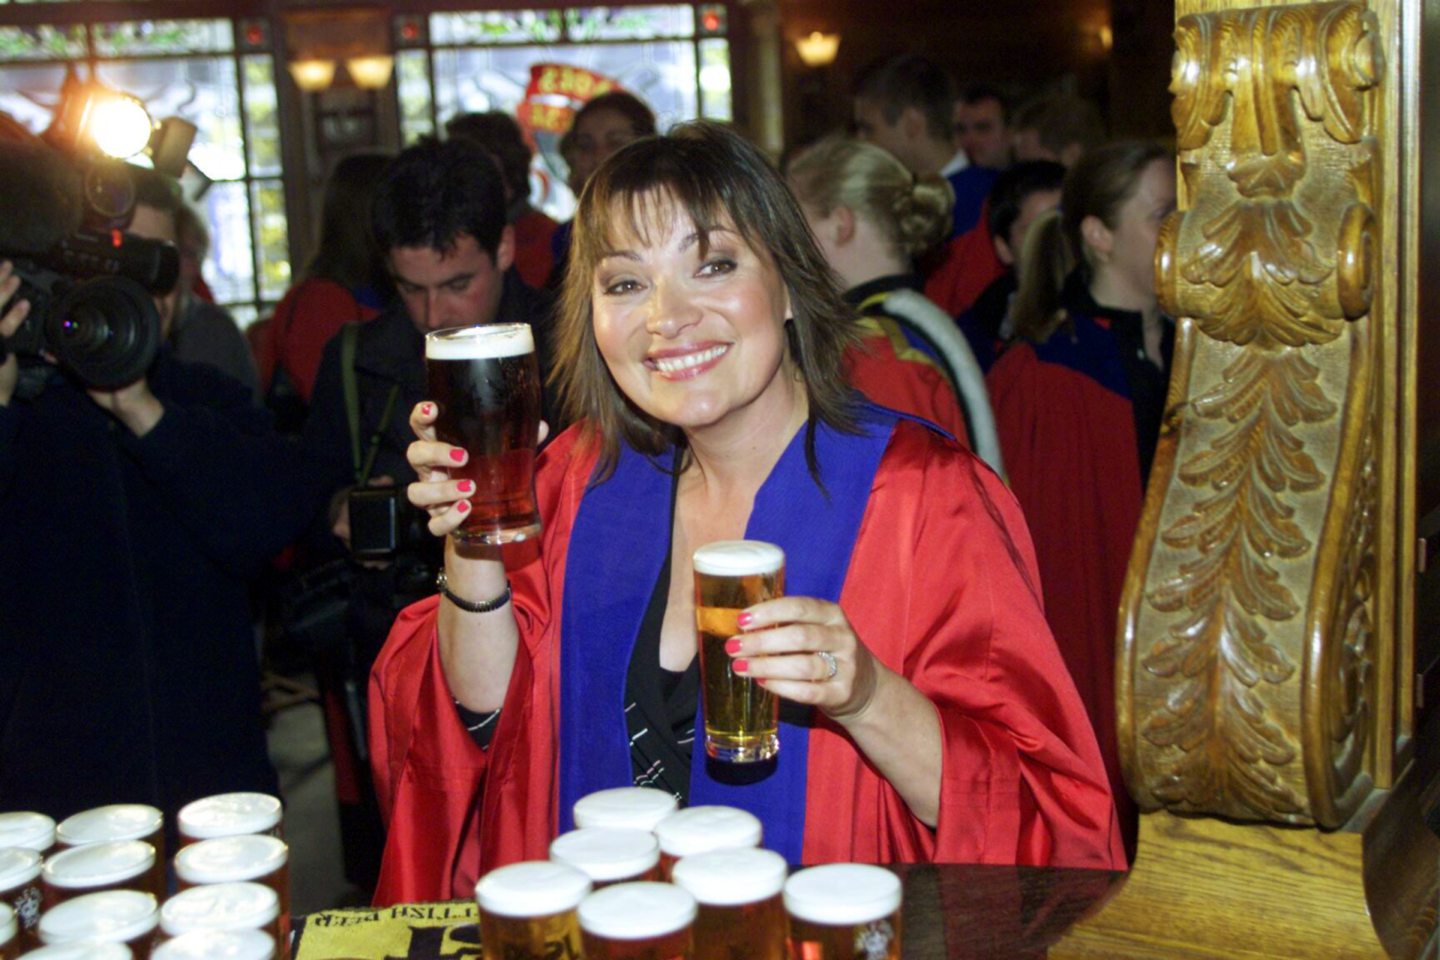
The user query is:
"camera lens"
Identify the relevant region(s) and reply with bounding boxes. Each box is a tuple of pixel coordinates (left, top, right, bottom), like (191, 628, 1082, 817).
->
(48, 276, 161, 389)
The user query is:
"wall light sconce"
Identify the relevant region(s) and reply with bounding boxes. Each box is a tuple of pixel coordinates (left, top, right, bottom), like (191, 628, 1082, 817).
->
(288, 58, 337, 92)
(795, 31, 840, 69)
(345, 55, 394, 89)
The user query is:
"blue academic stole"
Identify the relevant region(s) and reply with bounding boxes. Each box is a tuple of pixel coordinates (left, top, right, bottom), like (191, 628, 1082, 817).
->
(558, 412, 896, 864)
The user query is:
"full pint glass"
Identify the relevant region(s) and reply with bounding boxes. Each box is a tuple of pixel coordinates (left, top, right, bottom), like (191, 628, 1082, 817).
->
(0, 847, 42, 951)
(475, 860, 591, 960)
(783, 864, 902, 960)
(654, 806, 762, 879)
(38, 889, 159, 959)
(41, 841, 158, 909)
(693, 540, 784, 762)
(669, 848, 787, 960)
(172, 836, 289, 957)
(577, 882, 696, 960)
(572, 787, 678, 832)
(159, 882, 279, 944)
(548, 829, 660, 888)
(55, 805, 164, 902)
(176, 794, 282, 847)
(152, 929, 275, 960)
(425, 323, 542, 545)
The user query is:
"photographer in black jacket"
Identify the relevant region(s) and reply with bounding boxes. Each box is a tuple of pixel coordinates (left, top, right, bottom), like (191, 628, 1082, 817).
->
(300, 135, 554, 889)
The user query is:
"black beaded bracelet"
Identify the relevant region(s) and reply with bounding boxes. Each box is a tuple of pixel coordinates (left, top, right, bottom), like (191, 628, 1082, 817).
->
(436, 570, 512, 613)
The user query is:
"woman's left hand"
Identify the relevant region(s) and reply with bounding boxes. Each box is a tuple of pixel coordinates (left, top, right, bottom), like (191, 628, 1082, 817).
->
(729, 597, 879, 723)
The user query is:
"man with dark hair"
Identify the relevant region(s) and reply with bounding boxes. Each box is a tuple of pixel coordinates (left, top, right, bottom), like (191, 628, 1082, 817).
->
(445, 111, 559, 289)
(957, 160, 1066, 369)
(301, 135, 553, 890)
(851, 53, 996, 238)
(952, 85, 1011, 170)
(1010, 93, 1106, 168)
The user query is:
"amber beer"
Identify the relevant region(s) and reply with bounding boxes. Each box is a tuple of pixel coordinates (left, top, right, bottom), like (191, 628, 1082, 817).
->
(425, 323, 542, 545)
(577, 882, 696, 960)
(783, 864, 902, 960)
(654, 806, 762, 880)
(693, 540, 784, 762)
(475, 860, 591, 960)
(669, 848, 787, 960)
(38, 889, 160, 958)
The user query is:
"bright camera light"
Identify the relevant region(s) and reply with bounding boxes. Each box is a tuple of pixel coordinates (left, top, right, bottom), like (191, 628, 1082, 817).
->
(88, 93, 153, 159)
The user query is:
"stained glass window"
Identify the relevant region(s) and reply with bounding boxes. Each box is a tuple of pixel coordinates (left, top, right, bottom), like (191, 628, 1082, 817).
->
(565, 6, 695, 41)
(430, 10, 562, 46)
(0, 15, 283, 325)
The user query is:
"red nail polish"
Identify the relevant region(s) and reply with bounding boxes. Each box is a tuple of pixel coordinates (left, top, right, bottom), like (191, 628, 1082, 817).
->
(421, 403, 433, 417)
(724, 638, 742, 655)
(455, 500, 471, 514)
(733, 659, 749, 675)
(449, 449, 466, 463)
(457, 480, 474, 493)
(737, 611, 753, 628)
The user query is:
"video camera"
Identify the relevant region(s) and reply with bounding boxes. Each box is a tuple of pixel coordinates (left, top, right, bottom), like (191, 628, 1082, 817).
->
(1, 111, 184, 393)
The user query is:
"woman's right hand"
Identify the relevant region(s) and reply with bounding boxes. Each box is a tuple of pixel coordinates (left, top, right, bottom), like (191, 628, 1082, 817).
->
(404, 401, 548, 538)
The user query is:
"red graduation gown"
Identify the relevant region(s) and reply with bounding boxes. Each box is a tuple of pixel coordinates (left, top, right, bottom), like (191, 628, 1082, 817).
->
(986, 337, 1144, 856)
(845, 321, 971, 447)
(368, 421, 1124, 905)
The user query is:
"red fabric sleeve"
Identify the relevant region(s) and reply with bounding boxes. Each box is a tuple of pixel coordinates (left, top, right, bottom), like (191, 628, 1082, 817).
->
(845, 325, 971, 448)
(805, 423, 1125, 870)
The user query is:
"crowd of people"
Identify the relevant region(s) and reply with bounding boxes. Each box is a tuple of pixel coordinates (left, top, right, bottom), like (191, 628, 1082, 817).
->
(0, 48, 1175, 904)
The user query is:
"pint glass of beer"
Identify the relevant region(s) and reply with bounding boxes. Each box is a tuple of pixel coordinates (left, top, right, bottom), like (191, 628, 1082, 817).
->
(572, 787, 678, 832)
(0, 812, 56, 855)
(38, 889, 159, 958)
(549, 829, 661, 888)
(693, 540, 784, 763)
(425, 323, 542, 545)
(41, 841, 159, 909)
(55, 805, 164, 902)
(152, 929, 275, 960)
(159, 882, 279, 946)
(172, 836, 289, 957)
(577, 882, 696, 960)
(176, 794, 282, 847)
(670, 848, 787, 960)
(0, 847, 42, 951)
(475, 860, 591, 960)
(783, 864, 902, 960)
(654, 806, 762, 879)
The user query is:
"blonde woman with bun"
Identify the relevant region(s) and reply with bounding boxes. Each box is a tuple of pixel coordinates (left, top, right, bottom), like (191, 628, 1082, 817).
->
(788, 136, 1000, 469)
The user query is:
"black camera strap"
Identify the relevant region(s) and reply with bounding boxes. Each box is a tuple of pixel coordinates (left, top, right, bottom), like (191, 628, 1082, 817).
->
(340, 321, 400, 487)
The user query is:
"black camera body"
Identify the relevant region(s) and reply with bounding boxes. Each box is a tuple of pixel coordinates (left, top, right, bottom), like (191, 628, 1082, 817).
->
(348, 486, 428, 560)
(1, 142, 180, 393)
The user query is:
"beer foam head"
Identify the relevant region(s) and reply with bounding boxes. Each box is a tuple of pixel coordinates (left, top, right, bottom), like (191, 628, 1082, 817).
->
(475, 860, 592, 917)
(783, 864, 902, 925)
(577, 882, 697, 940)
(573, 787, 678, 831)
(39, 890, 159, 945)
(56, 804, 161, 846)
(0, 845, 42, 887)
(548, 828, 659, 883)
(0, 810, 56, 851)
(178, 793, 282, 841)
(153, 929, 276, 960)
(0, 900, 15, 944)
(692, 540, 784, 577)
(425, 322, 534, 360)
(670, 847, 787, 905)
(655, 805, 762, 859)
(173, 834, 288, 885)
(43, 840, 155, 888)
(159, 882, 279, 937)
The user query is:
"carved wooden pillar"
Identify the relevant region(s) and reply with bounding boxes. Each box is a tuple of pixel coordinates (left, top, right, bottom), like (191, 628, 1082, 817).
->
(1056, 0, 1438, 955)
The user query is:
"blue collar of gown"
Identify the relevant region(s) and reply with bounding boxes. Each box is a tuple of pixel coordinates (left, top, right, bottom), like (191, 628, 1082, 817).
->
(559, 409, 897, 864)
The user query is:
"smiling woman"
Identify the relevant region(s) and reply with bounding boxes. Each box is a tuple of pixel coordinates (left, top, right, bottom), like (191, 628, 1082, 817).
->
(366, 121, 1126, 906)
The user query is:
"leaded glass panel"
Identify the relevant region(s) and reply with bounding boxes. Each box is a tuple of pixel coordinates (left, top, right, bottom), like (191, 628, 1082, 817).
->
(0, 61, 65, 131)
(430, 10, 561, 46)
(698, 37, 730, 120)
(396, 48, 434, 144)
(564, 6, 695, 41)
(200, 179, 255, 306)
(242, 54, 280, 177)
(0, 23, 84, 60)
(250, 177, 289, 302)
(92, 19, 233, 57)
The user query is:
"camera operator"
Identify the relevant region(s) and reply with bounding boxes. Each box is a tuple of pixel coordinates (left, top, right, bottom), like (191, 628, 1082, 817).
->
(0, 169, 322, 830)
(299, 135, 555, 890)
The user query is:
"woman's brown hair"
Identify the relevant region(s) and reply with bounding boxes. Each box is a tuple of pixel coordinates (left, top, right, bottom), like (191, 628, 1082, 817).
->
(1010, 139, 1169, 344)
(553, 121, 864, 479)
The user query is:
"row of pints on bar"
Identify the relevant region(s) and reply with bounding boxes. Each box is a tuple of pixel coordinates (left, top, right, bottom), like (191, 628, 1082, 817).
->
(0, 793, 288, 959)
(479, 786, 903, 960)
